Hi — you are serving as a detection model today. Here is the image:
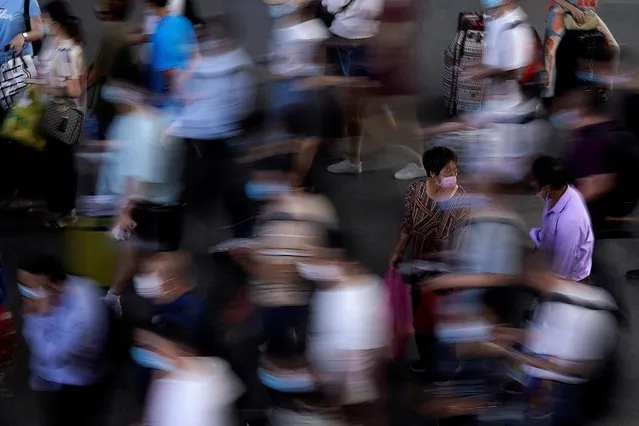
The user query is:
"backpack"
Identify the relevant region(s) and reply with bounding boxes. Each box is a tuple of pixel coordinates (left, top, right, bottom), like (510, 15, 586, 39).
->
(502, 21, 545, 99)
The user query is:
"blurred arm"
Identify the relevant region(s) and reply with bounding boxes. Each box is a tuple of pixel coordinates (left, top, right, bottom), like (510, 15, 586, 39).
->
(575, 174, 616, 203)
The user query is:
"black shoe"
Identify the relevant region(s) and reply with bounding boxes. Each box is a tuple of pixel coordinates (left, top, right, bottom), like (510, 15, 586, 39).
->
(410, 361, 429, 373)
(626, 269, 639, 279)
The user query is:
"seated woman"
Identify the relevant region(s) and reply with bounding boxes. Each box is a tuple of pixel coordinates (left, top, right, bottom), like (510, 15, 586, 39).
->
(543, 0, 618, 99)
(390, 147, 470, 373)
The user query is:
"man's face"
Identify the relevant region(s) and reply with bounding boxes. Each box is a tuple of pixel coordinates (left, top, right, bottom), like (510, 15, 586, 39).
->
(17, 270, 63, 305)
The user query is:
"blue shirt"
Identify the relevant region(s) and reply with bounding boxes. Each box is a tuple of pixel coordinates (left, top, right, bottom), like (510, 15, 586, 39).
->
(0, 0, 41, 63)
(170, 47, 256, 140)
(22, 276, 109, 390)
(150, 15, 196, 106)
(152, 290, 206, 346)
(100, 110, 184, 205)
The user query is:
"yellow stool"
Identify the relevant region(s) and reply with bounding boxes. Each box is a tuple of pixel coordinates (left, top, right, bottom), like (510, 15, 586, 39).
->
(63, 216, 118, 287)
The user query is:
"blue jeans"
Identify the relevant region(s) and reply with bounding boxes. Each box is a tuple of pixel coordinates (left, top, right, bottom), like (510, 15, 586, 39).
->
(268, 78, 313, 123)
(524, 379, 585, 426)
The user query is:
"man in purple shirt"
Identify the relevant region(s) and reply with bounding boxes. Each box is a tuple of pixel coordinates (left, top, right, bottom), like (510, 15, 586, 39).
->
(530, 156, 594, 282)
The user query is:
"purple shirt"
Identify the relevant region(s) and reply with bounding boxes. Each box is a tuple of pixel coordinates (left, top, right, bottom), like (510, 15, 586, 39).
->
(529, 185, 594, 281)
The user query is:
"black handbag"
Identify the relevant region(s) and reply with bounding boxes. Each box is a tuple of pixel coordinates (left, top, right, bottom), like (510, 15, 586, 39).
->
(316, 0, 357, 28)
(39, 97, 84, 145)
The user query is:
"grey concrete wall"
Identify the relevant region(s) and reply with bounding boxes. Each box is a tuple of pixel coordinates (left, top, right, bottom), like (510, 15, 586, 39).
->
(67, 0, 637, 99)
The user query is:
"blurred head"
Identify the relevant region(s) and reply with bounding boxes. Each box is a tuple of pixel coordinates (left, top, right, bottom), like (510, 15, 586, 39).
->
(423, 147, 458, 188)
(147, 0, 170, 16)
(531, 155, 570, 200)
(94, 0, 131, 21)
(481, 0, 516, 15)
(296, 228, 357, 287)
(101, 76, 148, 113)
(131, 323, 198, 373)
(43, 1, 83, 44)
(197, 17, 235, 55)
(17, 255, 67, 306)
(135, 252, 193, 303)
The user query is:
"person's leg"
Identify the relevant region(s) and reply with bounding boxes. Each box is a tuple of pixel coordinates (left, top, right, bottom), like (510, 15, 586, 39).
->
(327, 46, 365, 175)
(543, 6, 567, 99)
(45, 139, 78, 227)
(197, 139, 257, 240)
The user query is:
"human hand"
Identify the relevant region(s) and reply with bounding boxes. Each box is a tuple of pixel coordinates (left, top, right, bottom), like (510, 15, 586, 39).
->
(421, 274, 458, 292)
(461, 65, 487, 82)
(9, 34, 25, 54)
(103, 290, 122, 317)
(116, 212, 136, 234)
(390, 252, 403, 268)
(569, 7, 587, 25)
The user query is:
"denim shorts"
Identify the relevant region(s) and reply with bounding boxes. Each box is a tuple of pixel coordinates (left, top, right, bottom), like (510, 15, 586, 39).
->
(327, 42, 373, 78)
(268, 78, 313, 122)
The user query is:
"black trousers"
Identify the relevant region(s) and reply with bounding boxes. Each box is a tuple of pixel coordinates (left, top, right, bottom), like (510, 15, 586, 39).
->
(40, 380, 107, 426)
(46, 138, 77, 214)
(185, 138, 256, 238)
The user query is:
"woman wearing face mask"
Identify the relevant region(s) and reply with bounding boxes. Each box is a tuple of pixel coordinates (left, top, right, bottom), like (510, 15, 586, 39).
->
(33, 1, 85, 229)
(389, 146, 470, 373)
(303, 232, 390, 426)
(530, 155, 594, 283)
(131, 324, 244, 426)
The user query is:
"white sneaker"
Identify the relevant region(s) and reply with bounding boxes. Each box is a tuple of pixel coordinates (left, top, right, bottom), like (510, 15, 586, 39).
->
(327, 160, 362, 175)
(394, 163, 427, 180)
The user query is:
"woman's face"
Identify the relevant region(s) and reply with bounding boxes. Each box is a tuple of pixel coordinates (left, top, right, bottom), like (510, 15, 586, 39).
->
(434, 161, 458, 181)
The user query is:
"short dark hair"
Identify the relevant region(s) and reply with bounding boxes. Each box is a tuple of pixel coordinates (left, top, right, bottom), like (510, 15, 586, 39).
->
(106, 0, 132, 21)
(532, 155, 569, 190)
(422, 146, 458, 177)
(18, 255, 67, 283)
(150, 0, 169, 8)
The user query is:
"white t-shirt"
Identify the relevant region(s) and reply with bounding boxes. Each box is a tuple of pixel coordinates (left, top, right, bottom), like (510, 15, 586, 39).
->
(145, 357, 244, 426)
(523, 281, 618, 384)
(322, 0, 385, 40)
(269, 18, 330, 77)
(481, 7, 537, 117)
(308, 276, 390, 401)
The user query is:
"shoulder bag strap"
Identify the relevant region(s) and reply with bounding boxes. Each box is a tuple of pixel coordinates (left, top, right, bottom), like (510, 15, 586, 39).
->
(24, 0, 31, 32)
(337, 0, 358, 15)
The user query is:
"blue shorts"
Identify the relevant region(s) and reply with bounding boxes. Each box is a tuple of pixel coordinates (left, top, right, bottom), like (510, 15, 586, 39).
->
(268, 78, 313, 122)
(327, 42, 373, 78)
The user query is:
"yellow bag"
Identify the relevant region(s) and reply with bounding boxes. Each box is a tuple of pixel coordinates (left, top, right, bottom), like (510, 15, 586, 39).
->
(0, 86, 46, 150)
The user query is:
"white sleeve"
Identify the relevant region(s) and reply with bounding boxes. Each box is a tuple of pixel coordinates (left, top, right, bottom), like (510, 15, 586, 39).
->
(500, 25, 534, 71)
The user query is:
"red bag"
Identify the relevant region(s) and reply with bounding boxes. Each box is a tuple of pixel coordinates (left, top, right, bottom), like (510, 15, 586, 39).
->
(384, 267, 413, 359)
(413, 290, 439, 335)
(0, 306, 16, 372)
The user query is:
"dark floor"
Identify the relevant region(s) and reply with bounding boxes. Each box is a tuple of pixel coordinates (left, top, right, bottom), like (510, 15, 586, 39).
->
(0, 146, 638, 426)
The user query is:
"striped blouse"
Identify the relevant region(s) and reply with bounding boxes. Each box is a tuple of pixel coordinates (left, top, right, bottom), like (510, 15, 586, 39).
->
(400, 179, 471, 260)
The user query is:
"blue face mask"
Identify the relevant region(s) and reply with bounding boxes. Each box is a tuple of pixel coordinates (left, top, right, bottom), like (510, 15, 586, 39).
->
(268, 3, 300, 19)
(257, 368, 316, 392)
(245, 181, 290, 200)
(481, 0, 504, 10)
(17, 284, 46, 300)
(130, 347, 176, 372)
(101, 85, 119, 103)
(549, 109, 580, 129)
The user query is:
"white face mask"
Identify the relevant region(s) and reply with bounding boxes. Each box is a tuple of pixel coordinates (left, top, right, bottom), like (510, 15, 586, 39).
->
(134, 273, 166, 298)
(296, 263, 343, 282)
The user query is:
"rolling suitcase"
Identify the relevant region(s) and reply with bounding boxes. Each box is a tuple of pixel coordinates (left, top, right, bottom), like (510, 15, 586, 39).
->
(443, 12, 485, 117)
(63, 197, 119, 287)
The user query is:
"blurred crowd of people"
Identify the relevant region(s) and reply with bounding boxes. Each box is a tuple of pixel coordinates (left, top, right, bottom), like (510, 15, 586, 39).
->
(0, 0, 638, 426)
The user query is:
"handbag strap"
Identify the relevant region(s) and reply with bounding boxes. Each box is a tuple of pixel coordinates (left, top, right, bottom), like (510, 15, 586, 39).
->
(24, 0, 31, 32)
